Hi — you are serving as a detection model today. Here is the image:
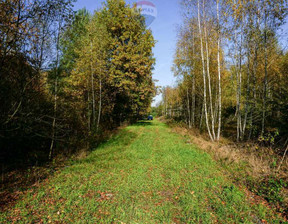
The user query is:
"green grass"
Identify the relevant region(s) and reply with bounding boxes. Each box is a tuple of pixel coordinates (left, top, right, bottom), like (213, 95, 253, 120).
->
(1, 120, 283, 223)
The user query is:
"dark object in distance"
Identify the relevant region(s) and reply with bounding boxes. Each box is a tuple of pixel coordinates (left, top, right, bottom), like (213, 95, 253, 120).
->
(148, 115, 153, 120)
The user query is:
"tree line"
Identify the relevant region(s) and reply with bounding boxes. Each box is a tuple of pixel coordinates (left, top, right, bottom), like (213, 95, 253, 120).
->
(0, 0, 155, 167)
(156, 0, 288, 147)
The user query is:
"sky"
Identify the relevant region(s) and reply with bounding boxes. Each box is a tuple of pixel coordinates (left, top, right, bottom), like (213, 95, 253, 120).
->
(73, 0, 182, 106)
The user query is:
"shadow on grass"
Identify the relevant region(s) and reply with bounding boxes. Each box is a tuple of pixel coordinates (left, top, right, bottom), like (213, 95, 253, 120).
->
(132, 121, 155, 127)
(0, 121, 152, 212)
(0, 128, 137, 212)
(76, 129, 138, 165)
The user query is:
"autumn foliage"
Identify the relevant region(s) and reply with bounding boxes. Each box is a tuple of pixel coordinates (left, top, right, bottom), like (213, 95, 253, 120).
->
(0, 0, 155, 167)
(157, 0, 288, 147)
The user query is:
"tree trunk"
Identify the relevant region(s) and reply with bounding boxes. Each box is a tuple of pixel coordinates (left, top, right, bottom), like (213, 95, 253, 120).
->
(197, 0, 214, 141)
(192, 34, 196, 127)
(49, 22, 61, 160)
(192, 74, 196, 126)
(262, 7, 268, 137)
(186, 87, 191, 128)
(87, 79, 91, 132)
(49, 76, 58, 160)
(203, 1, 216, 140)
(90, 42, 96, 128)
(236, 27, 243, 142)
(216, 0, 222, 141)
(97, 73, 102, 132)
(242, 36, 252, 140)
(249, 12, 260, 140)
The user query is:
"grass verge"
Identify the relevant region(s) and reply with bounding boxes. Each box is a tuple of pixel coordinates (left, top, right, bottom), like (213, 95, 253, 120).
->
(164, 118, 288, 221)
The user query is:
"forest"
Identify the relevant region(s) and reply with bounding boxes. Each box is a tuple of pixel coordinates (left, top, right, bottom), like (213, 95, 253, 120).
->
(0, 0, 155, 168)
(1, 0, 288, 221)
(156, 0, 288, 147)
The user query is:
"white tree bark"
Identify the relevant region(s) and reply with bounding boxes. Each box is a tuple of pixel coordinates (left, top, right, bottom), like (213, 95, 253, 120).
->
(197, 0, 214, 141)
(216, 0, 222, 141)
(90, 42, 96, 127)
(97, 71, 102, 132)
(203, 2, 216, 140)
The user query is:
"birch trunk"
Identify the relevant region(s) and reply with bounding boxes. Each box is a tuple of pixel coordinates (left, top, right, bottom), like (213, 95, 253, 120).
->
(262, 7, 268, 136)
(187, 87, 191, 128)
(90, 42, 96, 127)
(192, 34, 196, 126)
(97, 73, 102, 132)
(238, 32, 243, 141)
(216, 0, 222, 141)
(235, 26, 243, 141)
(249, 12, 260, 140)
(197, 0, 214, 141)
(192, 73, 196, 126)
(242, 47, 250, 140)
(203, 0, 216, 140)
(87, 79, 91, 132)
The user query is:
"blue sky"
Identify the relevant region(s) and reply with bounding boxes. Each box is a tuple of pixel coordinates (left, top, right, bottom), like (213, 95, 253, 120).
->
(74, 0, 182, 106)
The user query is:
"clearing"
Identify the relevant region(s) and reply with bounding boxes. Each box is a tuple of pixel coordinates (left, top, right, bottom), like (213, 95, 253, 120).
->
(0, 120, 283, 223)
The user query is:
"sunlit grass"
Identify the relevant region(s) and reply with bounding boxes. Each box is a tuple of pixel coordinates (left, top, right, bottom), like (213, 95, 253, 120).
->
(0, 120, 283, 223)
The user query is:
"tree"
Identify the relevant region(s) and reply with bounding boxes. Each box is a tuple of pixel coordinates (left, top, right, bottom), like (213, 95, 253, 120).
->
(160, 0, 288, 147)
(64, 0, 155, 141)
(0, 0, 75, 163)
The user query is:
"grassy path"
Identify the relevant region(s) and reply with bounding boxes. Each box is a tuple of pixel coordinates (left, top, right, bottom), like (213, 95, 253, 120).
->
(1, 120, 282, 223)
